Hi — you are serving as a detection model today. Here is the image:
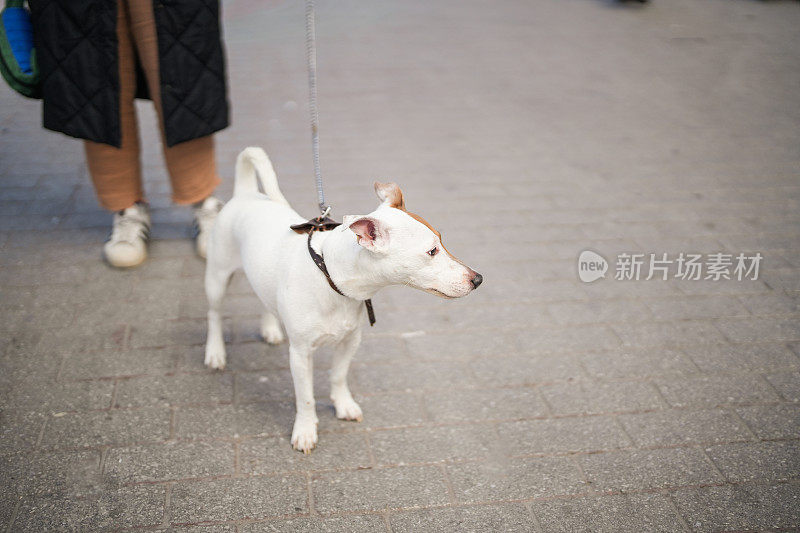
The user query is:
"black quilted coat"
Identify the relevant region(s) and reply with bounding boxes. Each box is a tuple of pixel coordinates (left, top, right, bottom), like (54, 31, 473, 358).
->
(28, 0, 229, 147)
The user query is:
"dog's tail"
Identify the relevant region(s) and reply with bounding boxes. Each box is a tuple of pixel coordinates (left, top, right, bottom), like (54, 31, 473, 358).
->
(234, 147, 288, 205)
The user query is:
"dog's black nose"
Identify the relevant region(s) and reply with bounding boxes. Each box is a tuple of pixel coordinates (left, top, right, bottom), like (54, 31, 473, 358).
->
(471, 273, 483, 289)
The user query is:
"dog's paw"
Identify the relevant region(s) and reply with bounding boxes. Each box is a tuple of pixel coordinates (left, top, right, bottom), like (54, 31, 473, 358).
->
(204, 342, 227, 370)
(260, 317, 286, 345)
(333, 397, 363, 422)
(291, 418, 318, 454)
(260, 326, 286, 345)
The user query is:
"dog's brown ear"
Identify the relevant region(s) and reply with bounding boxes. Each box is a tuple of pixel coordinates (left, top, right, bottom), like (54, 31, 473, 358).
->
(374, 181, 405, 210)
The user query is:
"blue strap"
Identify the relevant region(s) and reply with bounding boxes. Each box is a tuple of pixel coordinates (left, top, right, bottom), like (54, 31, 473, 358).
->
(2, 7, 34, 74)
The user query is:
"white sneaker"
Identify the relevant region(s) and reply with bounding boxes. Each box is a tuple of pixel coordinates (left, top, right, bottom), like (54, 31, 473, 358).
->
(193, 196, 223, 259)
(104, 202, 150, 268)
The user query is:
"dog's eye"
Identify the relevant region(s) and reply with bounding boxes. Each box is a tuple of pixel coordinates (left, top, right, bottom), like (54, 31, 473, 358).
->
(427, 247, 438, 257)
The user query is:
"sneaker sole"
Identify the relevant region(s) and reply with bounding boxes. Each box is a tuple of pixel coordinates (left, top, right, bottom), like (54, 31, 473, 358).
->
(105, 252, 148, 269)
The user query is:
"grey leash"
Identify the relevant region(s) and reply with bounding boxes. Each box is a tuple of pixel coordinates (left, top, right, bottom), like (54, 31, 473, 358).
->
(297, 2, 375, 326)
(304, 0, 329, 217)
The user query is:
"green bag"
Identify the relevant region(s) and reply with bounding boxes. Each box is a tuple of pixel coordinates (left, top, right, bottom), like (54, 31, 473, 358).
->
(0, 0, 41, 98)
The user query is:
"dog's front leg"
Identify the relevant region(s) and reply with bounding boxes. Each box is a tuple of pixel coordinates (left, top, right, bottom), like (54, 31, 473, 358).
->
(330, 331, 363, 422)
(289, 342, 318, 453)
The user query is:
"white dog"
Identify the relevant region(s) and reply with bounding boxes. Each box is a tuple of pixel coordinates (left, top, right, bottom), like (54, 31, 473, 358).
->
(204, 147, 482, 452)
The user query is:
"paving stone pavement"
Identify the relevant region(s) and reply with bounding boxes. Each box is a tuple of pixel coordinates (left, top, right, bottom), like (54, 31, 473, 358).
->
(1, 0, 799, 531)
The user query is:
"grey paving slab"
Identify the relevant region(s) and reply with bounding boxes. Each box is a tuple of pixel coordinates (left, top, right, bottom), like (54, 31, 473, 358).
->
(735, 404, 800, 439)
(390, 504, 534, 533)
(105, 441, 235, 483)
(705, 440, 800, 483)
(11, 485, 165, 531)
(71, 287, 183, 327)
(168, 525, 237, 533)
(618, 409, 753, 447)
(32, 322, 131, 355)
(425, 302, 553, 333)
(129, 317, 229, 349)
(351, 391, 427, 430)
(0, 380, 113, 413)
(0, 264, 87, 287)
(178, 293, 263, 322)
(494, 280, 587, 304)
(684, 342, 800, 373)
(469, 354, 585, 387)
(739, 293, 800, 315)
(0, 285, 36, 308)
(716, 317, 800, 343)
(447, 457, 586, 503)
(672, 483, 800, 532)
(645, 295, 749, 321)
(174, 403, 292, 440)
(59, 346, 182, 380)
(766, 371, 800, 402)
(579, 348, 699, 380)
(579, 449, 724, 492)
(674, 280, 771, 297)
(516, 325, 621, 355)
(656, 374, 780, 408)
(531, 493, 685, 533)
(31, 276, 135, 306)
(578, 281, 681, 301)
(612, 321, 727, 348)
(404, 330, 519, 360)
(40, 408, 171, 448)
(148, 238, 196, 259)
(113, 372, 234, 408)
(497, 417, 630, 456)
(0, 495, 18, 532)
(423, 387, 549, 423)
(348, 335, 409, 364)
(239, 432, 371, 474)
(369, 424, 502, 465)
(240, 515, 387, 532)
(130, 277, 207, 307)
(0, 409, 47, 454)
(2, 449, 101, 498)
(353, 360, 475, 393)
(540, 381, 663, 416)
(0, 302, 75, 333)
(169, 475, 308, 523)
(547, 300, 653, 326)
(311, 465, 450, 512)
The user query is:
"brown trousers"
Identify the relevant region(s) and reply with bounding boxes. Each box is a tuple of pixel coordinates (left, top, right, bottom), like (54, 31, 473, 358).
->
(84, 0, 220, 211)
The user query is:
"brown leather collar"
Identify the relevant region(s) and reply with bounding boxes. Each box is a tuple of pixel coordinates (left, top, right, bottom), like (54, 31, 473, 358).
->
(290, 215, 341, 234)
(290, 217, 376, 327)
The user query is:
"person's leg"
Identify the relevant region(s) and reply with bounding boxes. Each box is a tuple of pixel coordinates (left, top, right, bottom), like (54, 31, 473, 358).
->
(84, 0, 150, 268)
(125, 0, 220, 205)
(83, 0, 144, 211)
